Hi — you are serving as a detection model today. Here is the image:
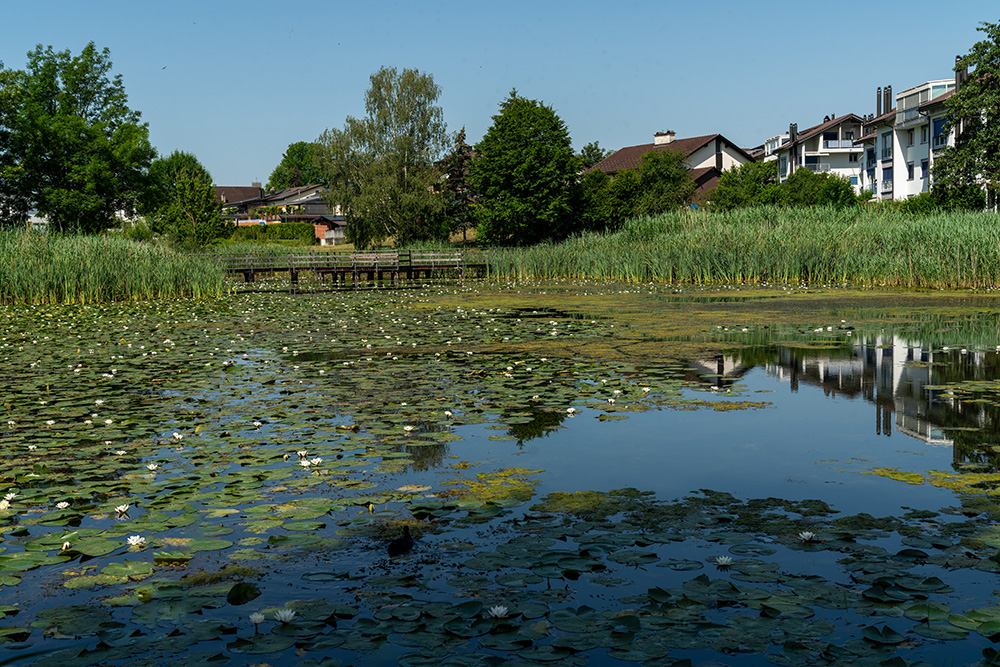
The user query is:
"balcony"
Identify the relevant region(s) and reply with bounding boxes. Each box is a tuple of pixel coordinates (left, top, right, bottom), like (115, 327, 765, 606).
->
(880, 179, 893, 193)
(932, 135, 948, 149)
(802, 163, 831, 173)
(823, 139, 856, 149)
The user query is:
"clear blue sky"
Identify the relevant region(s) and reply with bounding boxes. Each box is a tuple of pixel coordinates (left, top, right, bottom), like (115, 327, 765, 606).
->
(3, 1, 996, 185)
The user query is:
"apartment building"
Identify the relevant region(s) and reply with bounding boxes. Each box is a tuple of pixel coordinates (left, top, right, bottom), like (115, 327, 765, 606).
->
(772, 114, 865, 193)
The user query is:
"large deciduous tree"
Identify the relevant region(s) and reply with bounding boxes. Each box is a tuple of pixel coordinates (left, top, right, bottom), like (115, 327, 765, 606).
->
(317, 66, 450, 249)
(932, 20, 1000, 209)
(710, 161, 784, 210)
(141, 151, 227, 248)
(0, 43, 155, 232)
(266, 141, 324, 191)
(470, 91, 581, 246)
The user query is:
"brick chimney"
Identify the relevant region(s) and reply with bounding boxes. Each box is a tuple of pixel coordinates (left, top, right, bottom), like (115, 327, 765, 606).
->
(654, 130, 676, 146)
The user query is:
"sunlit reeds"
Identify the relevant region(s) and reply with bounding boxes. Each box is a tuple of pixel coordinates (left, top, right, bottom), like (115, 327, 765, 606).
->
(486, 206, 1000, 289)
(0, 231, 225, 304)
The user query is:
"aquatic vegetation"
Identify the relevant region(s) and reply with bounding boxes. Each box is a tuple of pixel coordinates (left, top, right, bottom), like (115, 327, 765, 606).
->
(2, 283, 1000, 664)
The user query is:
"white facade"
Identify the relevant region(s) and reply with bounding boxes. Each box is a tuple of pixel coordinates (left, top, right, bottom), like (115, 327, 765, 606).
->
(893, 80, 955, 199)
(774, 115, 865, 194)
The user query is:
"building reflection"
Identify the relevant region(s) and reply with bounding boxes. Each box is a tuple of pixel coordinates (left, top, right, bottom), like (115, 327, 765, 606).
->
(696, 336, 1000, 464)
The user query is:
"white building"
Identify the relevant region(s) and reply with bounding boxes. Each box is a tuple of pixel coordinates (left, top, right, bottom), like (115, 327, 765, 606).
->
(893, 80, 956, 199)
(772, 114, 865, 193)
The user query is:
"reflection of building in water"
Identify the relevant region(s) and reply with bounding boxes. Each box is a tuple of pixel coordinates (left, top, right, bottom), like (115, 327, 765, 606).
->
(717, 335, 999, 450)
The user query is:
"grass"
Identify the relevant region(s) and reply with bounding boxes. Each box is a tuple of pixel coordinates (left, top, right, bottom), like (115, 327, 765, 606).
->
(0, 230, 226, 304)
(485, 206, 1000, 289)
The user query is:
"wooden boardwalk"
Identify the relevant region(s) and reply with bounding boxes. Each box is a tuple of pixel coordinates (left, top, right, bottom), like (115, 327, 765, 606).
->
(215, 249, 495, 287)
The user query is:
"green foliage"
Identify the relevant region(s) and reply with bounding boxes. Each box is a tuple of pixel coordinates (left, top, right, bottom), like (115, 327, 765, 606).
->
(711, 161, 783, 210)
(782, 169, 857, 207)
(317, 66, 450, 249)
(441, 128, 476, 242)
(933, 20, 1000, 209)
(228, 222, 316, 245)
(634, 150, 696, 215)
(485, 205, 1000, 288)
(143, 151, 228, 249)
(0, 43, 155, 232)
(266, 141, 324, 191)
(578, 141, 611, 169)
(470, 91, 581, 246)
(0, 229, 224, 303)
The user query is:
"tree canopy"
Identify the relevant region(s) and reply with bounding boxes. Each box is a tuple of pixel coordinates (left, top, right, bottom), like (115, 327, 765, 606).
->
(0, 43, 154, 232)
(470, 91, 581, 246)
(710, 161, 783, 210)
(266, 141, 324, 192)
(141, 151, 227, 248)
(578, 141, 611, 169)
(317, 66, 451, 249)
(932, 19, 1000, 209)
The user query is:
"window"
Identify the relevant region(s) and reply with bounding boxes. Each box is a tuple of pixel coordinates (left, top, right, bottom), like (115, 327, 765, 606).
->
(921, 159, 928, 179)
(907, 162, 914, 180)
(850, 176, 858, 185)
(849, 153, 859, 163)
(921, 125, 928, 144)
(907, 129, 914, 146)
(881, 132, 893, 159)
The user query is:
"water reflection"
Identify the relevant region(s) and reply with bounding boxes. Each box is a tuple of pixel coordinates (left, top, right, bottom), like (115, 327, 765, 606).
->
(701, 335, 1000, 467)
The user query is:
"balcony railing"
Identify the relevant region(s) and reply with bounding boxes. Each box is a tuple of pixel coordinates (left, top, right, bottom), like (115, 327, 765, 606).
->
(880, 179, 893, 193)
(823, 139, 856, 149)
(802, 163, 831, 173)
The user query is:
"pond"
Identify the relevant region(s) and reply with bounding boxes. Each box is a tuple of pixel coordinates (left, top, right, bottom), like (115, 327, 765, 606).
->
(4, 282, 1000, 666)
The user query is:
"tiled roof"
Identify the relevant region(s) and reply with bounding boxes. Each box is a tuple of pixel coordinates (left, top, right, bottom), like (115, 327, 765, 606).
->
(591, 134, 753, 175)
(215, 186, 263, 205)
(787, 114, 865, 147)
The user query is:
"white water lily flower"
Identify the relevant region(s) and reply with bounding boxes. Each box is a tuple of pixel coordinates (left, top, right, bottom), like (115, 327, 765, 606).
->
(104, 419, 113, 425)
(297, 450, 308, 459)
(4, 493, 15, 502)
(403, 425, 415, 432)
(444, 411, 453, 418)
(642, 387, 651, 393)
(607, 398, 615, 404)
(27, 445, 37, 451)
(127, 535, 146, 547)
(274, 608, 297, 623)
(487, 605, 509, 619)
(56, 501, 70, 510)
(146, 463, 158, 471)
(309, 457, 322, 466)
(249, 612, 265, 625)
(798, 531, 816, 542)
(116, 504, 130, 516)
(253, 421, 262, 429)
(95, 399, 104, 406)
(172, 432, 183, 440)
(299, 460, 312, 468)
(0, 500, 9, 511)
(61, 541, 71, 551)
(714, 556, 733, 566)
(115, 450, 127, 456)
(566, 407, 576, 414)
(45, 420, 55, 426)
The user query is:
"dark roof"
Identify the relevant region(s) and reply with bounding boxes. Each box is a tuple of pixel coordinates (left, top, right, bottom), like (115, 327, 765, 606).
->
(919, 89, 954, 111)
(215, 186, 263, 205)
(591, 134, 754, 175)
(786, 113, 865, 148)
(856, 108, 897, 143)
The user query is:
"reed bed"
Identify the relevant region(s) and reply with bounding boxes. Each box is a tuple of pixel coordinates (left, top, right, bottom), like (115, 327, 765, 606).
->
(0, 231, 226, 304)
(486, 206, 1000, 289)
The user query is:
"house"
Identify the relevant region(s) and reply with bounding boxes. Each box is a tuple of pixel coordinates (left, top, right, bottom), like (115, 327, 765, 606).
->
(893, 79, 956, 199)
(590, 131, 755, 199)
(772, 113, 865, 193)
(217, 183, 348, 245)
(856, 87, 897, 199)
(215, 184, 264, 207)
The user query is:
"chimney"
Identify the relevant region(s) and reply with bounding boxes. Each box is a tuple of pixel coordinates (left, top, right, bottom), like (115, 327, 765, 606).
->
(877, 87, 882, 117)
(789, 123, 798, 143)
(956, 55, 968, 89)
(884, 85, 892, 113)
(654, 130, 676, 145)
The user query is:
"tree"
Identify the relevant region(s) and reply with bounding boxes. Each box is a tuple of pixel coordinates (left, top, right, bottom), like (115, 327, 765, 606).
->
(710, 161, 784, 210)
(0, 43, 155, 232)
(317, 66, 451, 249)
(578, 141, 611, 169)
(441, 128, 476, 243)
(782, 169, 857, 207)
(633, 150, 696, 215)
(266, 141, 324, 191)
(470, 91, 581, 246)
(143, 151, 227, 249)
(932, 20, 1000, 210)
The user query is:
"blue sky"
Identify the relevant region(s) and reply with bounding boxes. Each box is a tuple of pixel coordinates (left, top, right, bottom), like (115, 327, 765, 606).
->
(3, 1, 997, 185)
